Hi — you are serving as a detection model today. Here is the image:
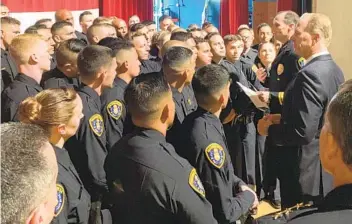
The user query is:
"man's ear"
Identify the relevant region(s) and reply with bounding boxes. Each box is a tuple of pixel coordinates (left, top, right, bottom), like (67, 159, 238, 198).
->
(160, 103, 169, 124)
(52, 34, 60, 44)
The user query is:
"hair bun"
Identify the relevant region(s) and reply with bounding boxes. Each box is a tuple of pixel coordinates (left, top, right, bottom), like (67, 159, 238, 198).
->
(18, 97, 42, 123)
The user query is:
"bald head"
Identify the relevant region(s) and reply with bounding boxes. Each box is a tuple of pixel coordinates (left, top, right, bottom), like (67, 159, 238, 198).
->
(55, 9, 74, 25)
(161, 40, 190, 58)
(113, 18, 128, 38)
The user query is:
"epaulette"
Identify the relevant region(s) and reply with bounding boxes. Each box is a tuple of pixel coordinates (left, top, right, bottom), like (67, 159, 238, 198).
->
(273, 203, 313, 220)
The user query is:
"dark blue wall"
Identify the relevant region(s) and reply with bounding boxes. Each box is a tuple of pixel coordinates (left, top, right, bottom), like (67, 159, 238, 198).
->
(159, 0, 220, 29)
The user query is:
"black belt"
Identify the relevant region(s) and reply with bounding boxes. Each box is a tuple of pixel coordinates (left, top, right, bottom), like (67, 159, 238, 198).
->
(234, 113, 255, 125)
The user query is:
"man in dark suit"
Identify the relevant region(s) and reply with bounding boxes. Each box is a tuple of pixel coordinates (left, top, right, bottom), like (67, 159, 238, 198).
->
(258, 13, 345, 209)
(286, 80, 352, 224)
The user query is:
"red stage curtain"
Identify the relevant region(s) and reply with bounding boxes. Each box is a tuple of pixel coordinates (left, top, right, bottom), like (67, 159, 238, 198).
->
(220, 0, 249, 36)
(278, 0, 297, 12)
(100, 0, 153, 23)
(2, 0, 98, 12)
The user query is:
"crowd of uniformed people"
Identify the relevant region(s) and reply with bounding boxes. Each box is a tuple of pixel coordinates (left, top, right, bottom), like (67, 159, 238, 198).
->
(1, 3, 351, 224)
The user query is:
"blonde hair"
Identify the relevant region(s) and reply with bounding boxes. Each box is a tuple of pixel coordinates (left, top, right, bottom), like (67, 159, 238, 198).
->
(9, 34, 46, 65)
(156, 31, 171, 48)
(304, 13, 332, 47)
(18, 88, 78, 131)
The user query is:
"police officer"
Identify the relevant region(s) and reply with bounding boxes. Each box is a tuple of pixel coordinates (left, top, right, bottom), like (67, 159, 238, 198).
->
(169, 32, 199, 114)
(1, 34, 50, 123)
(18, 88, 91, 224)
(131, 33, 161, 75)
(1, 16, 20, 90)
(208, 33, 265, 191)
(24, 24, 57, 69)
(178, 64, 258, 223)
(64, 45, 117, 224)
(256, 11, 303, 208)
(238, 27, 258, 64)
(105, 72, 217, 224)
(42, 38, 86, 89)
(99, 38, 140, 149)
(258, 13, 344, 208)
(163, 46, 196, 147)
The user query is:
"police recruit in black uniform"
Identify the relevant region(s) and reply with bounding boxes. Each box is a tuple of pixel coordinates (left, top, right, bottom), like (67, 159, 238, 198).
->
(105, 72, 217, 224)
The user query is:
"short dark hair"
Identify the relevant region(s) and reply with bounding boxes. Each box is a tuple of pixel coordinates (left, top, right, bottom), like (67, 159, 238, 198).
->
(257, 23, 271, 34)
(51, 21, 73, 34)
(277, 10, 300, 26)
(98, 38, 134, 55)
(1, 16, 21, 26)
(125, 72, 170, 119)
(205, 32, 221, 41)
(194, 37, 207, 45)
(202, 21, 213, 29)
(35, 18, 52, 26)
(77, 45, 115, 79)
(327, 85, 352, 166)
(162, 46, 193, 71)
(192, 64, 230, 104)
(159, 15, 172, 23)
(170, 32, 193, 42)
(130, 23, 146, 32)
(79, 11, 93, 22)
(223, 34, 243, 46)
(24, 24, 48, 34)
(1, 123, 54, 224)
(56, 38, 87, 66)
(142, 20, 156, 26)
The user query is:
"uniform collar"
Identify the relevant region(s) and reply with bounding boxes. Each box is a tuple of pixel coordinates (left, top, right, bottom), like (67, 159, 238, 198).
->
(171, 87, 183, 102)
(53, 145, 71, 169)
(114, 76, 128, 89)
(78, 83, 101, 101)
(196, 107, 222, 126)
(16, 73, 41, 88)
(137, 127, 167, 144)
(279, 40, 294, 54)
(319, 184, 352, 210)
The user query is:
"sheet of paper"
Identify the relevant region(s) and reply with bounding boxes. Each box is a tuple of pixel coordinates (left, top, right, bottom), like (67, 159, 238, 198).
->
(236, 82, 269, 109)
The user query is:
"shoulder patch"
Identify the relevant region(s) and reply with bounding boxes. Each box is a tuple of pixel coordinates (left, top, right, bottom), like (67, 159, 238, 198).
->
(54, 184, 65, 217)
(89, 114, 104, 136)
(277, 64, 284, 75)
(205, 143, 225, 169)
(298, 57, 305, 68)
(107, 100, 123, 120)
(189, 168, 206, 197)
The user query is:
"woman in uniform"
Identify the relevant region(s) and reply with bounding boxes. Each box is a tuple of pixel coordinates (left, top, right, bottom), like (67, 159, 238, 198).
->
(18, 88, 91, 224)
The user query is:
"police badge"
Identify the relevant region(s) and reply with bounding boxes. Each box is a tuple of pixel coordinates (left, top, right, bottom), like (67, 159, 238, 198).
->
(107, 100, 123, 120)
(54, 184, 65, 217)
(189, 168, 206, 197)
(89, 114, 104, 136)
(205, 143, 225, 169)
(277, 64, 284, 76)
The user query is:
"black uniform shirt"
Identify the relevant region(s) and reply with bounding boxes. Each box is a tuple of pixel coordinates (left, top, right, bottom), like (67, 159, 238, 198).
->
(101, 77, 132, 149)
(267, 40, 302, 113)
(105, 128, 217, 224)
(287, 184, 352, 224)
(241, 48, 258, 64)
(182, 84, 198, 114)
(52, 145, 91, 224)
(177, 107, 255, 223)
(1, 74, 42, 123)
(1, 48, 17, 90)
(64, 84, 108, 201)
(75, 31, 88, 45)
(166, 87, 188, 147)
(42, 67, 80, 89)
(139, 59, 162, 75)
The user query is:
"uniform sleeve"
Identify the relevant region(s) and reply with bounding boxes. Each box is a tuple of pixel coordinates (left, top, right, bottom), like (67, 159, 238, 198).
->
(244, 66, 266, 91)
(269, 70, 323, 146)
(196, 142, 254, 223)
(51, 183, 69, 224)
(102, 101, 125, 150)
(77, 117, 108, 193)
(1, 95, 19, 123)
(173, 177, 218, 224)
